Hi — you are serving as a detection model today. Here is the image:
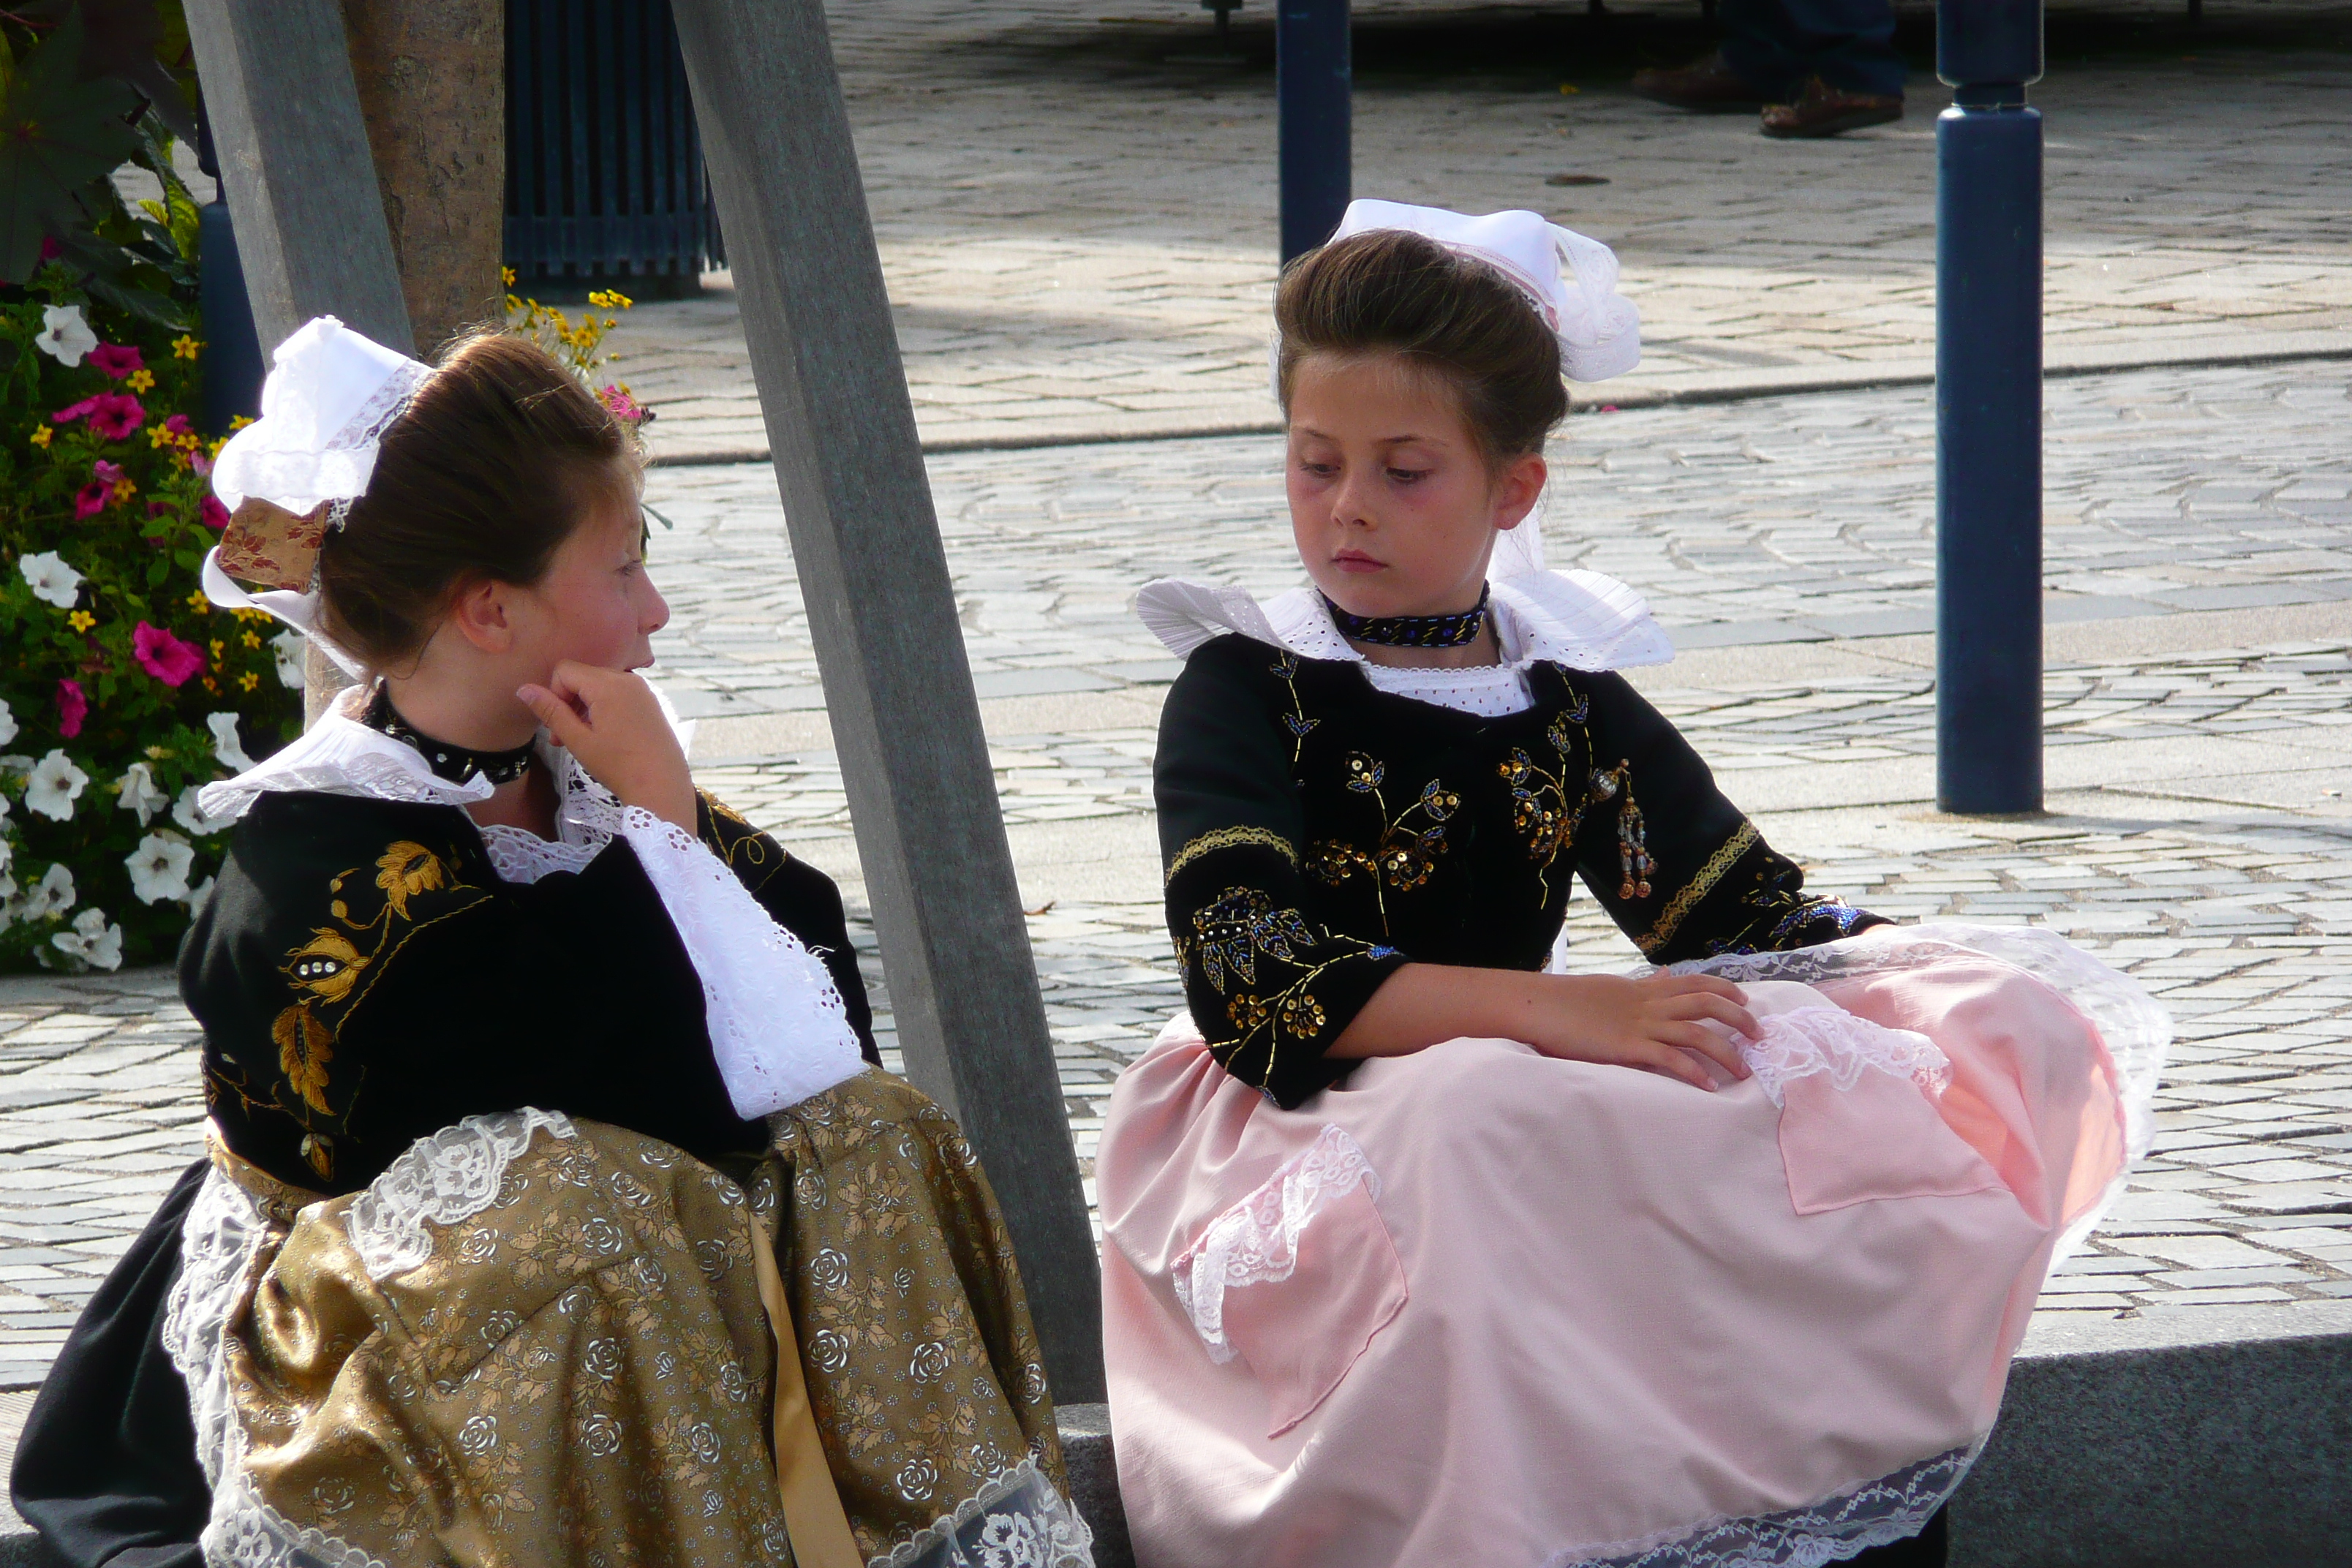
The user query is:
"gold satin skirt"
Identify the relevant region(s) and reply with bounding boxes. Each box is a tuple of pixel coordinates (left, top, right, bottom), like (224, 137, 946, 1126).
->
(167, 1068, 1093, 1567)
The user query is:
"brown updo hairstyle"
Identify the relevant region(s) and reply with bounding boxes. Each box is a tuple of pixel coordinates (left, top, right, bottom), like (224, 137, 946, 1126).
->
(1273, 228, 1568, 465)
(316, 331, 641, 671)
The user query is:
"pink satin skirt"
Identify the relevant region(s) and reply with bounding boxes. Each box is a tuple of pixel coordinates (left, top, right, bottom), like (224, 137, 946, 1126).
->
(1097, 924, 2166, 1568)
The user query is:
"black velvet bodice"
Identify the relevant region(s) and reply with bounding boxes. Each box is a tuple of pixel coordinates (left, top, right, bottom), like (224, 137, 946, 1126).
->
(1156, 633, 1880, 1107)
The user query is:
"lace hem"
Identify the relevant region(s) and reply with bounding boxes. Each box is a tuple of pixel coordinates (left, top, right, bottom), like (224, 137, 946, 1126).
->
(344, 1108, 576, 1280)
(166, 1167, 394, 1568)
(617, 807, 866, 1120)
(1548, 1445, 1978, 1568)
(871, 1455, 1095, 1568)
(1171, 1124, 1378, 1363)
(1738, 1006, 1950, 1109)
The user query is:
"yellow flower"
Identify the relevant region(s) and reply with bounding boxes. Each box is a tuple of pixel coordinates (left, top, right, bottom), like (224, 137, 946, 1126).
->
(66, 611, 94, 633)
(172, 335, 203, 361)
(126, 369, 155, 393)
(241, 630, 261, 649)
(227, 415, 253, 431)
(238, 671, 260, 691)
(111, 478, 136, 502)
(501, 265, 517, 285)
(374, 842, 448, 919)
(186, 589, 210, 613)
(29, 425, 50, 449)
(148, 424, 174, 448)
(208, 638, 225, 660)
(201, 676, 219, 693)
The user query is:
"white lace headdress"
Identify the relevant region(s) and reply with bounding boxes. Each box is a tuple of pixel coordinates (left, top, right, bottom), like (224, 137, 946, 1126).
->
(200, 316, 434, 674)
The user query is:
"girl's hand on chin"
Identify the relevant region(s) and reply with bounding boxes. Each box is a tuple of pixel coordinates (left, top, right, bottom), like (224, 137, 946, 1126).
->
(518, 661, 697, 829)
(1529, 971, 1759, 1091)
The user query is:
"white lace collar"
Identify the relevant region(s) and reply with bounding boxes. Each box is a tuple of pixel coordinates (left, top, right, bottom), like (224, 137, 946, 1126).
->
(1134, 569, 1674, 674)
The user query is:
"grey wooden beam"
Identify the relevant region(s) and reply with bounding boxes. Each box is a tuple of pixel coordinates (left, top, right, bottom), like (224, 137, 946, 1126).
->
(668, 0, 1106, 1400)
(182, 0, 413, 358)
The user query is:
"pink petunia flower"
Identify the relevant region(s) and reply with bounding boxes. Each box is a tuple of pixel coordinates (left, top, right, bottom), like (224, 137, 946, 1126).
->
(200, 495, 230, 529)
(93, 459, 124, 486)
(88, 344, 144, 380)
(72, 480, 109, 520)
(132, 622, 205, 687)
(53, 393, 144, 441)
(54, 679, 86, 739)
(186, 447, 213, 476)
(162, 413, 193, 440)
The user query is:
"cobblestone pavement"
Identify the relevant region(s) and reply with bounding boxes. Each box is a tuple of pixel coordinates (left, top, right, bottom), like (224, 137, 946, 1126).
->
(581, 0, 2352, 455)
(647, 362, 2352, 721)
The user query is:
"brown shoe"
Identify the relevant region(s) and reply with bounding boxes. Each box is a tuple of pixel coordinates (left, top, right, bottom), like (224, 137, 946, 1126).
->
(1631, 52, 1768, 113)
(1760, 77, 1904, 139)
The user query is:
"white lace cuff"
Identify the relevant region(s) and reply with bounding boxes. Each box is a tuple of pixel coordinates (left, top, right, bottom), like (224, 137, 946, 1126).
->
(618, 808, 865, 1119)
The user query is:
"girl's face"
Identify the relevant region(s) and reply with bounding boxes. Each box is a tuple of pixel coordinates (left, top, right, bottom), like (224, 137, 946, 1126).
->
(1286, 353, 1546, 621)
(502, 479, 669, 682)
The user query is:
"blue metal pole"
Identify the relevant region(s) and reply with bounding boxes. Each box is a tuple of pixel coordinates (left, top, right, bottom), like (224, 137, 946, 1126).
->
(1935, 0, 2044, 814)
(1277, 0, 1349, 264)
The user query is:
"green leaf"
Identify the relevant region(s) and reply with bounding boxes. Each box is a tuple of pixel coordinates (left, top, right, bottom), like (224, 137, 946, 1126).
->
(0, 12, 143, 285)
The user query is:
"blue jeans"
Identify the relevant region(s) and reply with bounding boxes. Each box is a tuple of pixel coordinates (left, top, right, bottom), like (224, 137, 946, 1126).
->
(1719, 0, 1907, 99)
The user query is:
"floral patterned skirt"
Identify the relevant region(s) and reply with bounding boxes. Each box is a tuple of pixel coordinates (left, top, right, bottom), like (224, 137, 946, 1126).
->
(166, 1068, 1094, 1568)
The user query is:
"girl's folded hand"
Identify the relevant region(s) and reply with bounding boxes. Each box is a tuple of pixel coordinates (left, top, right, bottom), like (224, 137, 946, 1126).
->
(1526, 970, 1759, 1091)
(518, 661, 698, 829)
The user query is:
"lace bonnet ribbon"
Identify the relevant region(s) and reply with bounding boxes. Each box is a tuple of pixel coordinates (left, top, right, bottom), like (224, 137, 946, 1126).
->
(200, 315, 434, 676)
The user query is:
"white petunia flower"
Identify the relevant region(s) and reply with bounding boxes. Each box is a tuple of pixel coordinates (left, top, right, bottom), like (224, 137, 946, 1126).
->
(23, 750, 87, 821)
(0, 697, 19, 749)
(126, 831, 194, 904)
(18, 863, 73, 923)
(34, 306, 97, 368)
(208, 712, 254, 772)
(117, 761, 170, 826)
(271, 630, 307, 690)
(19, 552, 83, 611)
(52, 909, 123, 971)
(174, 785, 229, 837)
(182, 875, 215, 911)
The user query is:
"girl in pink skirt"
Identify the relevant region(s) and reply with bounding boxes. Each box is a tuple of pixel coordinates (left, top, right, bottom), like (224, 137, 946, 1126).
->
(1099, 201, 2165, 1568)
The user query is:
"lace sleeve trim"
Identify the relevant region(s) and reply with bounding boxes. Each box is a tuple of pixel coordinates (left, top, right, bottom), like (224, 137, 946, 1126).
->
(617, 807, 866, 1120)
(1171, 1123, 1378, 1362)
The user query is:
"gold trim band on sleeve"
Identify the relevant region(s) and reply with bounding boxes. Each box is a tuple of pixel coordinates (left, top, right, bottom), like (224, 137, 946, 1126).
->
(1637, 821, 1760, 958)
(1167, 825, 1300, 884)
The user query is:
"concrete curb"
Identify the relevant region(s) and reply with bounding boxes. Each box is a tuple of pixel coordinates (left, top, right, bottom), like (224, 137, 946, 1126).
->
(641, 342, 2352, 468)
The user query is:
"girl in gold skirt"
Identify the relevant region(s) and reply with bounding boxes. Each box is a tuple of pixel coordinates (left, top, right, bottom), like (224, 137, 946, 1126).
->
(14, 320, 1093, 1568)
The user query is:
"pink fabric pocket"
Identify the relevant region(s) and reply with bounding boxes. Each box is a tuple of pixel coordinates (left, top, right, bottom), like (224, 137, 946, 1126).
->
(1779, 1065, 2008, 1215)
(1170, 1125, 1408, 1437)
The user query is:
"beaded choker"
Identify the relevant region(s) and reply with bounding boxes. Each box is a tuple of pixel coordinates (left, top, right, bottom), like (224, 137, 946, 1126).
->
(362, 686, 535, 785)
(1322, 585, 1492, 649)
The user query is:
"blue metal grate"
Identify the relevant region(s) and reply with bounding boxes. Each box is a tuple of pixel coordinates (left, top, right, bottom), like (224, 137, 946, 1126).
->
(505, 0, 724, 298)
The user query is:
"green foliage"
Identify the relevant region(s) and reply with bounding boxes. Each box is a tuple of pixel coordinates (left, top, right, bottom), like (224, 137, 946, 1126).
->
(0, 3, 296, 972)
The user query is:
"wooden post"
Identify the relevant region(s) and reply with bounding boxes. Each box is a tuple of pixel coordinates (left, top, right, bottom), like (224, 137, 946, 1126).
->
(668, 0, 1106, 1401)
(341, 0, 507, 356)
(184, 0, 415, 725)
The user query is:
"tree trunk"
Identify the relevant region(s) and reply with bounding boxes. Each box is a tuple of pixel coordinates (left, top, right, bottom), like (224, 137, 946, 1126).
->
(340, 0, 505, 360)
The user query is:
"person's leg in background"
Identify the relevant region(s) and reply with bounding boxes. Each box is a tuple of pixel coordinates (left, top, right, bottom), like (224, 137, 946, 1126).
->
(1635, 0, 1905, 137)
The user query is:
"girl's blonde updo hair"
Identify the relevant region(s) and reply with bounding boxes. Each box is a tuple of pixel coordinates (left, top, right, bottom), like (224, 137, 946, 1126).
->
(316, 331, 641, 671)
(1273, 227, 1569, 464)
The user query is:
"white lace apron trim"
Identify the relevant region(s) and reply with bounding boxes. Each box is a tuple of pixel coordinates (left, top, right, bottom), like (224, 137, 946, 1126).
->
(1549, 1443, 1980, 1568)
(1735, 1006, 1950, 1110)
(164, 1166, 392, 1568)
(344, 1107, 577, 1279)
(872, 1455, 1096, 1568)
(1170, 1123, 1379, 1363)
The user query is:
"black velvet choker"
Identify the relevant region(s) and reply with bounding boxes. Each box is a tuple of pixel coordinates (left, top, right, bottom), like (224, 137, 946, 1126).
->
(1322, 584, 1492, 649)
(362, 686, 535, 786)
